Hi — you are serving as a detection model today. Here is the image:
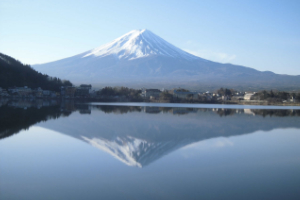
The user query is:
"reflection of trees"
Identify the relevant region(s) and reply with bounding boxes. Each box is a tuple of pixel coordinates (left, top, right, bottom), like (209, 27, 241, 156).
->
(95, 105, 142, 114)
(144, 107, 161, 114)
(159, 107, 173, 113)
(0, 105, 71, 140)
(216, 109, 236, 117)
(172, 108, 197, 115)
(251, 109, 300, 117)
(212, 109, 300, 117)
(93, 106, 300, 117)
(2, 102, 300, 142)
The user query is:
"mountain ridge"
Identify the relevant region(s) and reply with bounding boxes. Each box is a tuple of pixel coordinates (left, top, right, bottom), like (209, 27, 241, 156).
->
(33, 29, 300, 91)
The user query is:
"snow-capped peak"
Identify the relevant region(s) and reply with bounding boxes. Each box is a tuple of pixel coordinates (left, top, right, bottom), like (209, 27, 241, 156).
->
(83, 29, 199, 60)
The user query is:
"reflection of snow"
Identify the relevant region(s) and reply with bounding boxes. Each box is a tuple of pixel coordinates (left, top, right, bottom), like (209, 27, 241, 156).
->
(81, 136, 151, 168)
(81, 135, 192, 168)
(244, 109, 255, 116)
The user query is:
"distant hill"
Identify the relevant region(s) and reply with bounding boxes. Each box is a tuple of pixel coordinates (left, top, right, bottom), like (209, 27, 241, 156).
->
(33, 29, 300, 91)
(0, 53, 72, 91)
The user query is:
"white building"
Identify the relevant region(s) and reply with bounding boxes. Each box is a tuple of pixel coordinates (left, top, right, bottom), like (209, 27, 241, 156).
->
(244, 92, 255, 100)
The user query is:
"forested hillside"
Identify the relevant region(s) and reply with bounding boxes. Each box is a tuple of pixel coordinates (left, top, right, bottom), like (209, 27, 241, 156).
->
(0, 53, 72, 91)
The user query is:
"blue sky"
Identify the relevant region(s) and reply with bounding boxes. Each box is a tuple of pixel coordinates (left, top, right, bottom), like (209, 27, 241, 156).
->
(1, 0, 300, 75)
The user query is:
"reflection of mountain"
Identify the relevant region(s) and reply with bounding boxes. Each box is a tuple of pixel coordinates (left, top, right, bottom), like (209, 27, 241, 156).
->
(2, 102, 300, 167)
(36, 105, 300, 167)
(81, 135, 193, 167)
(81, 136, 193, 167)
(0, 104, 67, 140)
(0, 99, 79, 139)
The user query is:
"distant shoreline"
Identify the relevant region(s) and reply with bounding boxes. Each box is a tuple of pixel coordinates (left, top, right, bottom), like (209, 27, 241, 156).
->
(2, 96, 300, 107)
(88, 102, 300, 110)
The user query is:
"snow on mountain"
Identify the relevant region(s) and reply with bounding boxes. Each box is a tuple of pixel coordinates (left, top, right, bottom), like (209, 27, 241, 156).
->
(33, 29, 300, 90)
(82, 29, 199, 61)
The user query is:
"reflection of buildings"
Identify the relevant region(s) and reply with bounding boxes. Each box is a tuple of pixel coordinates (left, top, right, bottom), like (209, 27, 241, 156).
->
(173, 90, 198, 99)
(76, 104, 92, 114)
(244, 109, 255, 115)
(141, 89, 161, 99)
(0, 99, 59, 109)
(172, 107, 197, 115)
(143, 106, 161, 114)
(0, 98, 9, 107)
(142, 107, 199, 115)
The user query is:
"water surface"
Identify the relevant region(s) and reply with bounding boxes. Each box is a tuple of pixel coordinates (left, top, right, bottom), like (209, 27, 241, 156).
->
(1, 102, 300, 200)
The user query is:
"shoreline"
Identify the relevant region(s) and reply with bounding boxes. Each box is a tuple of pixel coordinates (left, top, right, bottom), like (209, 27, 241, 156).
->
(1, 97, 300, 107)
(88, 102, 300, 110)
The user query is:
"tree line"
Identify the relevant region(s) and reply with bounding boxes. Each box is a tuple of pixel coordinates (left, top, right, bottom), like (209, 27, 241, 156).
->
(251, 90, 300, 102)
(0, 53, 72, 92)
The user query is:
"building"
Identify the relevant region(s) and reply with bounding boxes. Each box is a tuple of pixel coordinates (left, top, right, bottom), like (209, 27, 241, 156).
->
(141, 89, 161, 99)
(61, 86, 77, 98)
(0, 88, 9, 97)
(173, 90, 198, 99)
(50, 92, 57, 98)
(244, 92, 256, 100)
(8, 86, 31, 93)
(43, 90, 51, 96)
(79, 84, 92, 90)
(8, 86, 32, 97)
(33, 87, 43, 98)
(222, 95, 230, 101)
(75, 84, 92, 97)
(199, 92, 213, 101)
(75, 88, 89, 97)
(289, 96, 295, 102)
(231, 95, 244, 101)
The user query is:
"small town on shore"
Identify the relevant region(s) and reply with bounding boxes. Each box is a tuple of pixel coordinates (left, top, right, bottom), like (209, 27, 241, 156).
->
(1, 84, 300, 105)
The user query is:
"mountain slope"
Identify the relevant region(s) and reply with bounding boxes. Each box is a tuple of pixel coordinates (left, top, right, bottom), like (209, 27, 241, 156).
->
(33, 29, 300, 91)
(0, 53, 72, 91)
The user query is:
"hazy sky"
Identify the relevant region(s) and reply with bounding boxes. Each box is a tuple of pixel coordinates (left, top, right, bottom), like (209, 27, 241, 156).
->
(1, 0, 300, 75)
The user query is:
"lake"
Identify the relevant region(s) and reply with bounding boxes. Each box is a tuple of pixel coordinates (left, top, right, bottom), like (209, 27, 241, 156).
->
(1, 101, 300, 200)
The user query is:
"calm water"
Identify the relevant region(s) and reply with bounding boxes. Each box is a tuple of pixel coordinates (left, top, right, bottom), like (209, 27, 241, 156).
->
(1, 101, 300, 200)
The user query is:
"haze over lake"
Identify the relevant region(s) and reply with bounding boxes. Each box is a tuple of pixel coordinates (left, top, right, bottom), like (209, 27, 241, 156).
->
(1, 102, 300, 200)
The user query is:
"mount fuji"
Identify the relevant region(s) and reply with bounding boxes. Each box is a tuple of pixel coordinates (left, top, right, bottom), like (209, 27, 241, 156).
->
(33, 29, 300, 90)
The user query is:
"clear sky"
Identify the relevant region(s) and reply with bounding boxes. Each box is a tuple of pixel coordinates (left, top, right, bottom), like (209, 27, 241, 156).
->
(1, 0, 300, 75)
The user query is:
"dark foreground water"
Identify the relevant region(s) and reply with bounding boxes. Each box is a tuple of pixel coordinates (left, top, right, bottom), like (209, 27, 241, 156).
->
(1, 101, 300, 200)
